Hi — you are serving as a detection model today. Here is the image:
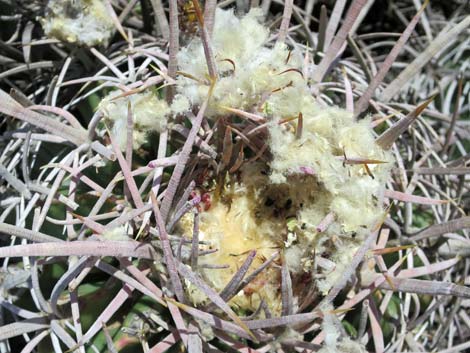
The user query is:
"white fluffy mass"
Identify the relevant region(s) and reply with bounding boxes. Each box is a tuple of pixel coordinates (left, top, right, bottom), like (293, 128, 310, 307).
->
(177, 8, 304, 117)
(42, 0, 115, 47)
(99, 91, 189, 151)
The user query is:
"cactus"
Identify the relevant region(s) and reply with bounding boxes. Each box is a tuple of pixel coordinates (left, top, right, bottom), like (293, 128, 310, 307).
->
(0, 1, 469, 352)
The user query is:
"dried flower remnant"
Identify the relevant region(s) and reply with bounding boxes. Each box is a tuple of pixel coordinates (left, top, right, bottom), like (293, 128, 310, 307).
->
(42, 0, 115, 46)
(177, 8, 393, 312)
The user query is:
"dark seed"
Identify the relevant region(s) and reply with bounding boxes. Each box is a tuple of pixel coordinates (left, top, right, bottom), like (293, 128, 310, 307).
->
(264, 197, 275, 207)
(285, 199, 292, 209)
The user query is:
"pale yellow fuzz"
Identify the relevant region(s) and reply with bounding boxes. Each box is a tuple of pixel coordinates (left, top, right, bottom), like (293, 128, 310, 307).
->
(42, 0, 114, 46)
(177, 8, 303, 117)
(175, 9, 393, 313)
(170, 94, 191, 115)
(178, 178, 283, 314)
(101, 226, 129, 241)
(99, 91, 171, 151)
(318, 306, 367, 353)
(268, 104, 392, 233)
